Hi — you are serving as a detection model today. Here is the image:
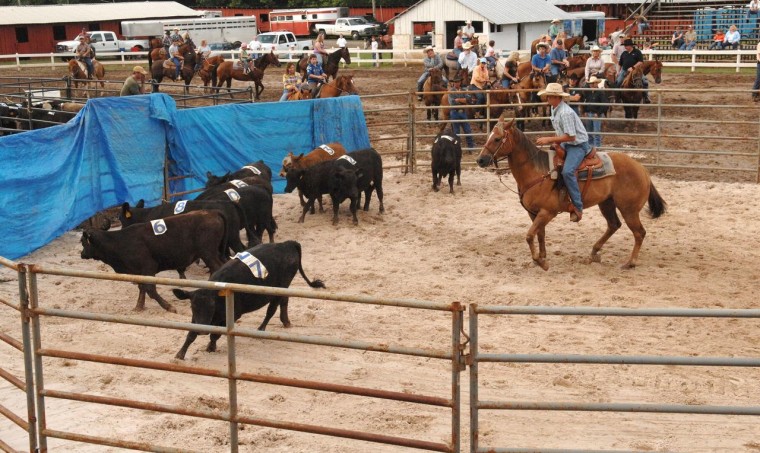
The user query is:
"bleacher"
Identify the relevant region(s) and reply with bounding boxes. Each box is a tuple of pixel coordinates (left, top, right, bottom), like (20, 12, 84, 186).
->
(630, 0, 759, 58)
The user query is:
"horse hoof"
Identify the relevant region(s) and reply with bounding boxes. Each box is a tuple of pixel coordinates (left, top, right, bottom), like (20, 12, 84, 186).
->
(534, 259, 549, 271)
(165, 305, 178, 314)
(621, 262, 636, 270)
(590, 254, 602, 263)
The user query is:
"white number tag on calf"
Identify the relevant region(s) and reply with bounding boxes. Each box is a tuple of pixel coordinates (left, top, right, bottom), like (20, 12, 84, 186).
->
(319, 144, 335, 155)
(243, 166, 261, 175)
(234, 251, 269, 279)
(338, 155, 356, 165)
(173, 200, 187, 214)
(229, 179, 248, 188)
(150, 219, 167, 235)
(224, 189, 241, 202)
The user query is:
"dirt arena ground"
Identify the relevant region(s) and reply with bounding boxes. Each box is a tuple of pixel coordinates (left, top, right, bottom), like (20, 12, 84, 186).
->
(2, 62, 760, 452)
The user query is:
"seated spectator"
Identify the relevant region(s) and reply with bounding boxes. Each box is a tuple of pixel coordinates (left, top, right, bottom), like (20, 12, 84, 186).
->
(671, 26, 685, 49)
(643, 37, 658, 51)
(680, 25, 698, 50)
(749, 0, 760, 15)
(709, 29, 725, 50)
(722, 25, 741, 49)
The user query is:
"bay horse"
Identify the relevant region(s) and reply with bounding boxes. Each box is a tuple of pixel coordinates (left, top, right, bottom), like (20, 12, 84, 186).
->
(199, 55, 224, 93)
(562, 35, 586, 55)
(150, 43, 196, 94)
(510, 71, 546, 131)
(317, 74, 358, 98)
(216, 51, 281, 99)
(422, 67, 445, 121)
(618, 64, 645, 132)
(297, 46, 351, 83)
(476, 114, 666, 269)
(67, 59, 105, 97)
(147, 37, 163, 69)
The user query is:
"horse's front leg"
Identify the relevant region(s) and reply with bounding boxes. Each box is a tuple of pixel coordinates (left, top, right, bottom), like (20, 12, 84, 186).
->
(526, 209, 556, 271)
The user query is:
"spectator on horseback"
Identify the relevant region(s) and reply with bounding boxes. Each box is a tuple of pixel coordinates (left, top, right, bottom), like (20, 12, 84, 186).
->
(671, 26, 685, 49)
(501, 51, 520, 88)
(535, 82, 591, 223)
(532, 42, 552, 76)
(238, 42, 252, 75)
(75, 36, 94, 79)
(585, 45, 605, 81)
(162, 30, 171, 56)
(447, 75, 475, 150)
(616, 38, 650, 103)
(453, 30, 464, 57)
(279, 62, 302, 102)
(336, 34, 347, 49)
(722, 25, 741, 49)
(549, 38, 569, 82)
(120, 66, 149, 96)
(462, 20, 475, 44)
(169, 28, 184, 45)
(416, 45, 447, 100)
(169, 39, 183, 80)
(583, 75, 608, 147)
(314, 32, 328, 65)
(709, 29, 725, 50)
(484, 40, 497, 70)
(680, 25, 698, 51)
(548, 19, 562, 40)
(469, 58, 490, 106)
(196, 39, 211, 71)
(306, 54, 327, 97)
(458, 42, 478, 75)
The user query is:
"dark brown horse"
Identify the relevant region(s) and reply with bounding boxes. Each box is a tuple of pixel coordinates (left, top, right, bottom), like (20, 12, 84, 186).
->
(199, 55, 224, 93)
(317, 74, 358, 98)
(297, 46, 351, 83)
(216, 51, 281, 99)
(476, 114, 666, 269)
(147, 37, 163, 69)
(511, 71, 546, 131)
(422, 67, 445, 121)
(567, 54, 589, 70)
(619, 64, 645, 132)
(67, 59, 105, 96)
(150, 43, 197, 94)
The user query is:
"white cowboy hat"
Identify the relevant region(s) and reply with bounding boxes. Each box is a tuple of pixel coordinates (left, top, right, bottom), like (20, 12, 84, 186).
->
(588, 75, 600, 84)
(465, 20, 472, 24)
(462, 42, 472, 50)
(537, 83, 570, 97)
(591, 45, 602, 51)
(424, 45, 434, 52)
(551, 19, 561, 23)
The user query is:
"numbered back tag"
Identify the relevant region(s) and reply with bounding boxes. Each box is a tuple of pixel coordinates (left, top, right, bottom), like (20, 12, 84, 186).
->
(234, 251, 269, 279)
(243, 166, 262, 175)
(229, 179, 248, 188)
(338, 155, 357, 165)
(319, 144, 336, 156)
(173, 200, 188, 214)
(224, 189, 241, 203)
(150, 219, 168, 235)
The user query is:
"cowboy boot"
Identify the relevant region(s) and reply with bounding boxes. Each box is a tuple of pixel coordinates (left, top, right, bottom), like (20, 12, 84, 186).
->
(416, 82, 423, 100)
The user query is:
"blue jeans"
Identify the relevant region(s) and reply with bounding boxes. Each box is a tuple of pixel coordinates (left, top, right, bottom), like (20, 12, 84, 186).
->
(561, 141, 592, 212)
(752, 62, 760, 97)
(680, 41, 696, 50)
(501, 78, 511, 88)
(722, 42, 739, 50)
(316, 54, 324, 65)
(450, 109, 474, 149)
(468, 84, 485, 105)
(81, 57, 94, 78)
(417, 71, 448, 88)
(638, 23, 649, 35)
(485, 56, 496, 69)
(279, 89, 290, 102)
(585, 113, 603, 147)
(171, 57, 181, 79)
(453, 48, 462, 57)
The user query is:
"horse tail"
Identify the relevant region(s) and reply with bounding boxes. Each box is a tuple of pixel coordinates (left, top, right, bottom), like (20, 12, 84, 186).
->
(647, 182, 667, 219)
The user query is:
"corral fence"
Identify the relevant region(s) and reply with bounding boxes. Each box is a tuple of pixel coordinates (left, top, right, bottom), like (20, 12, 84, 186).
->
(0, 255, 465, 452)
(4, 257, 760, 451)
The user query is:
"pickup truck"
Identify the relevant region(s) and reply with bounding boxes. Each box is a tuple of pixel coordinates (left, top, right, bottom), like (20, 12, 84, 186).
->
(55, 31, 149, 60)
(314, 17, 382, 40)
(255, 31, 311, 52)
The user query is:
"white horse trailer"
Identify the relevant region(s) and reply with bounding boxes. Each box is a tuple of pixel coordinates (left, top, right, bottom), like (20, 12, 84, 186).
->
(121, 16, 258, 46)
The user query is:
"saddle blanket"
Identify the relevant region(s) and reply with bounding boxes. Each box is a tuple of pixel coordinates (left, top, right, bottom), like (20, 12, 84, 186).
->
(577, 152, 616, 181)
(233, 61, 253, 71)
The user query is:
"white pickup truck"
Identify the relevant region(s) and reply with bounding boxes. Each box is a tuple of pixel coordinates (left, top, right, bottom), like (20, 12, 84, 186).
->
(314, 17, 382, 40)
(55, 31, 149, 60)
(255, 31, 311, 52)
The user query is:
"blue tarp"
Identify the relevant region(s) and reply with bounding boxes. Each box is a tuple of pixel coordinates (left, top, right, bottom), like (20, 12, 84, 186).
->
(0, 94, 370, 259)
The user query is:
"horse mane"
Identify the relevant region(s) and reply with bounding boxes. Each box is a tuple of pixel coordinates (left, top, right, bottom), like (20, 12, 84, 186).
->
(508, 124, 550, 173)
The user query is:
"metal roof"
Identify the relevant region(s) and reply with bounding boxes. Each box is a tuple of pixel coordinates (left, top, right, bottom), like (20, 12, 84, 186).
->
(460, 0, 575, 24)
(0, 2, 203, 26)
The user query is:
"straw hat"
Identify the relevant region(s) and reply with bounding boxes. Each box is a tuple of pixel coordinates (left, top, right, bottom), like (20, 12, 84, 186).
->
(537, 83, 569, 97)
(466, 20, 472, 25)
(551, 19, 561, 24)
(424, 45, 434, 52)
(462, 42, 472, 50)
(132, 66, 148, 75)
(591, 45, 602, 52)
(588, 75, 600, 84)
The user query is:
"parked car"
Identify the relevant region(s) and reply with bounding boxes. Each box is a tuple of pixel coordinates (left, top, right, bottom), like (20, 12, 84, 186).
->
(315, 17, 381, 40)
(256, 31, 312, 52)
(363, 15, 389, 36)
(413, 33, 433, 49)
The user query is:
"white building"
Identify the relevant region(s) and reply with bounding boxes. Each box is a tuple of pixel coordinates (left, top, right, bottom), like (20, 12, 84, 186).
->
(389, 0, 576, 51)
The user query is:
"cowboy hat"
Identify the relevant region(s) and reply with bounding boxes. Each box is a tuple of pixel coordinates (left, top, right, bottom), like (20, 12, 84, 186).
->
(462, 42, 472, 50)
(623, 38, 635, 46)
(551, 19, 561, 23)
(537, 83, 569, 97)
(132, 66, 148, 75)
(536, 42, 549, 49)
(172, 28, 179, 31)
(588, 75, 600, 84)
(591, 45, 602, 52)
(465, 20, 472, 24)
(424, 45, 434, 52)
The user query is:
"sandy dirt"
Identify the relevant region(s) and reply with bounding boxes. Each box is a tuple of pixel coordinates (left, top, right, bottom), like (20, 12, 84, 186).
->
(2, 63, 760, 452)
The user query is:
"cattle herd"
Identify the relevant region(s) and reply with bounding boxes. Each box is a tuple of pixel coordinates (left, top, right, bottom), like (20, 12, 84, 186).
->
(0, 100, 84, 133)
(79, 143, 392, 359)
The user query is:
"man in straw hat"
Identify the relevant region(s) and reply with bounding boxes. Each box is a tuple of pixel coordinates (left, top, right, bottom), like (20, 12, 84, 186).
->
(535, 82, 591, 222)
(549, 19, 562, 40)
(416, 45, 447, 101)
(120, 66, 149, 96)
(169, 27, 184, 45)
(458, 41, 478, 74)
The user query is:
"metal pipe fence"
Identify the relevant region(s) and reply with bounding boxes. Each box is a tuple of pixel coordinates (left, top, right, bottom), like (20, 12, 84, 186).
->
(0, 258, 464, 452)
(467, 303, 760, 453)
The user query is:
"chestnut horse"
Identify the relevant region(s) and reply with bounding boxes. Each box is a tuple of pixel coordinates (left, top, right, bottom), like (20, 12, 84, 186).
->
(216, 51, 281, 99)
(297, 46, 351, 83)
(422, 67, 445, 121)
(147, 37, 163, 69)
(317, 74, 358, 98)
(640, 59, 663, 84)
(287, 86, 313, 101)
(67, 59, 105, 96)
(476, 114, 666, 269)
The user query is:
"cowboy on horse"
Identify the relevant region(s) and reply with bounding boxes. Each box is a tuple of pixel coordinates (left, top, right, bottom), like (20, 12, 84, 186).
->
(75, 36, 94, 79)
(616, 38, 650, 103)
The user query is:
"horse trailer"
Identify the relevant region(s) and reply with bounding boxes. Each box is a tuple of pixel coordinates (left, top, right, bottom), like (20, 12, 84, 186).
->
(121, 16, 258, 47)
(269, 7, 350, 36)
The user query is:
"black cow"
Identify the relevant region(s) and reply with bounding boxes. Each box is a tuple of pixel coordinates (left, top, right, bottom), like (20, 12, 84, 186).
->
(329, 149, 385, 225)
(200, 185, 277, 244)
(205, 160, 273, 187)
(12, 104, 76, 131)
(284, 160, 333, 223)
(431, 130, 462, 193)
(119, 199, 251, 253)
(0, 102, 21, 135)
(80, 210, 228, 313)
(196, 174, 273, 199)
(172, 240, 325, 360)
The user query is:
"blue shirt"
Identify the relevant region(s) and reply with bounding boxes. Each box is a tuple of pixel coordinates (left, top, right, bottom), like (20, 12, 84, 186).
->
(550, 101, 588, 145)
(549, 47, 567, 71)
(306, 63, 324, 81)
(531, 53, 551, 70)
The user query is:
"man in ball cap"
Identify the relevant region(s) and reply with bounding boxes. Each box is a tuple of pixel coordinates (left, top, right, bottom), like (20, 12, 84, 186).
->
(120, 66, 149, 96)
(535, 82, 591, 222)
(447, 74, 475, 150)
(75, 35, 94, 79)
(469, 57, 490, 105)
